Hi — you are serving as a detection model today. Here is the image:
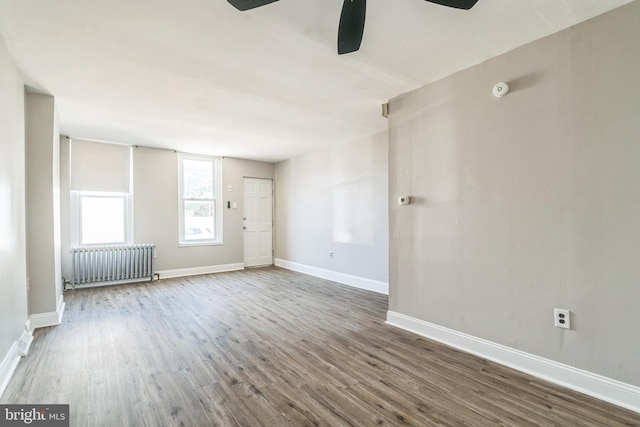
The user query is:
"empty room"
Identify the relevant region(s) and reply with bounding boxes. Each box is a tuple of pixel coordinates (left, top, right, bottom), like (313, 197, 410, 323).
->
(1, 0, 640, 425)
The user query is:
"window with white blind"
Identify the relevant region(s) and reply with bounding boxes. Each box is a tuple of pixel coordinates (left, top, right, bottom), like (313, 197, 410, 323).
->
(69, 139, 133, 246)
(178, 154, 222, 245)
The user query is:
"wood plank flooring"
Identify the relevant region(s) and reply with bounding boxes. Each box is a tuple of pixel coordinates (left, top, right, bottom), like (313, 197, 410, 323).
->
(3, 267, 639, 426)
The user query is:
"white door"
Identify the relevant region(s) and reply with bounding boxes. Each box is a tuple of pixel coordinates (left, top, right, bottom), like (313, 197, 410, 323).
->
(243, 178, 273, 267)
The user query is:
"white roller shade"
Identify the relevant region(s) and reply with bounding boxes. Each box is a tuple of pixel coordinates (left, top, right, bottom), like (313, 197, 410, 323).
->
(70, 139, 131, 193)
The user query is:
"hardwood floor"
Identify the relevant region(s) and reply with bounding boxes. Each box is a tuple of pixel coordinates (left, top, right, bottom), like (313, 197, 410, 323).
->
(3, 267, 639, 426)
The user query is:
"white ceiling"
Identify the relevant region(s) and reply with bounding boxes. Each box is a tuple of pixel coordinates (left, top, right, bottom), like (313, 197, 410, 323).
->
(0, 0, 633, 162)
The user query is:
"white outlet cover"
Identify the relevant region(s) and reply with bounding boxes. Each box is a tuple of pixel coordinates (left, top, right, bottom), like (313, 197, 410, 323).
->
(554, 308, 571, 329)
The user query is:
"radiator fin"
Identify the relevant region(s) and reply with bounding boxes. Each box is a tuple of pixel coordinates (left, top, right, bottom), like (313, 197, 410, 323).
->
(70, 244, 155, 289)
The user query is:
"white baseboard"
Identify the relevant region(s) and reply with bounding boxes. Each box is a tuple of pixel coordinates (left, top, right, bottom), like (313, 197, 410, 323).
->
(29, 295, 65, 329)
(275, 258, 388, 295)
(0, 341, 21, 399)
(0, 319, 36, 399)
(157, 263, 245, 280)
(386, 311, 640, 414)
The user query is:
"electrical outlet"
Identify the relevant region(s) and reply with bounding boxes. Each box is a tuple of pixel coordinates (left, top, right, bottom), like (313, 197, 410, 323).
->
(554, 308, 571, 329)
(329, 251, 334, 259)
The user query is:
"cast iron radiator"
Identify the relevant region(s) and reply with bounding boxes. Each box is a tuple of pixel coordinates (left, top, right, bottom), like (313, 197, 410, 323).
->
(70, 244, 155, 289)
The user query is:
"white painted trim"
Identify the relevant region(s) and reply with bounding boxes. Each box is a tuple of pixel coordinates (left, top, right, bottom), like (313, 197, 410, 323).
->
(275, 258, 388, 295)
(29, 296, 65, 329)
(0, 318, 35, 398)
(56, 293, 64, 322)
(0, 341, 21, 399)
(386, 311, 640, 414)
(157, 263, 244, 279)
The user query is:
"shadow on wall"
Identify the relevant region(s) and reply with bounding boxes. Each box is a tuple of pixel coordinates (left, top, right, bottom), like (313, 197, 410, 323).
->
(331, 138, 374, 246)
(507, 72, 543, 93)
(332, 178, 373, 245)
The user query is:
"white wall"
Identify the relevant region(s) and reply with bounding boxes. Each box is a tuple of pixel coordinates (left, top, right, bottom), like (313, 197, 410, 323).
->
(25, 92, 62, 316)
(388, 1, 640, 388)
(0, 38, 28, 394)
(275, 132, 389, 289)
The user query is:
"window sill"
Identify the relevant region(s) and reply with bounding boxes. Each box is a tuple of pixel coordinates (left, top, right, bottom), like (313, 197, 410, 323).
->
(178, 241, 223, 248)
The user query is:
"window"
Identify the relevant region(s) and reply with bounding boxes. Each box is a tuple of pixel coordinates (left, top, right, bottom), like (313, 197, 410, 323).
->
(178, 154, 222, 245)
(69, 139, 133, 246)
(75, 192, 132, 245)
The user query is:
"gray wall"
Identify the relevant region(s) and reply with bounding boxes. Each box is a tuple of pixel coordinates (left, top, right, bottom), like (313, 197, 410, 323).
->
(25, 92, 62, 315)
(388, 1, 640, 387)
(60, 145, 275, 277)
(0, 39, 28, 370)
(275, 132, 389, 283)
(133, 148, 275, 271)
(59, 136, 71, 285)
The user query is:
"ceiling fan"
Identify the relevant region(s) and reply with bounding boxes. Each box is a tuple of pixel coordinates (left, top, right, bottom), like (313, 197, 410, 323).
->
(227, 0, 479, 55)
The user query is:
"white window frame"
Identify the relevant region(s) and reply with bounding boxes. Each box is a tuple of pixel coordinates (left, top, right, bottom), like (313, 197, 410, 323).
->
(178, 153, 223, 246)
(70, 191, 134, 247)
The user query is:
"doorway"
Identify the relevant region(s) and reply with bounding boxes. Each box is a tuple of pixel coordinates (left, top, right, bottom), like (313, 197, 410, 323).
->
(243, 177, 273, 267)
